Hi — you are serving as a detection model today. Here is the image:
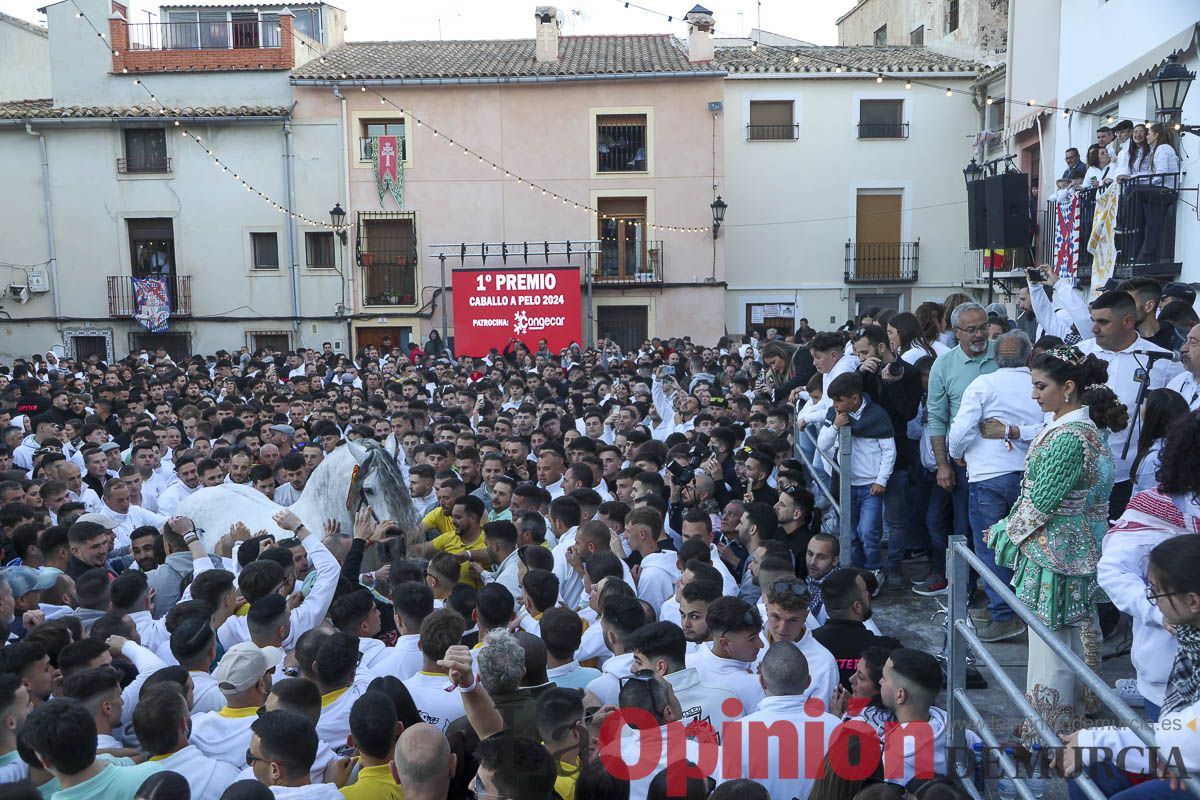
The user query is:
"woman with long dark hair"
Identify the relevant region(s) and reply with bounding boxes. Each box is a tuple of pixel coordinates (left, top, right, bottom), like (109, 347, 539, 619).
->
(1132, 122, 1182, 261)
(887, 311, 949, 365)
(1131, 388, 1189, 495)
(1099, 410, 1200, 722)
(987, 347, 1126, 738)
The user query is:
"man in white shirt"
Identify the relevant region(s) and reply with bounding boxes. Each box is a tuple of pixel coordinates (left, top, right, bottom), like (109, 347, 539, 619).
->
(400, 609, 467, 732)
(549, 497, 585, 609)
(538, 447, 566, 500)
(948, 330, 1044, 643)
(190, 641, 282, 768)
(248, 709, 343, 799)
(686, 596, 765, 715)
(1167, 323, 1200, 410)
(627, 507, 679, 614)
(60, 666, 126, 750)
(100, 480, 168, 551)
(154, 455, 202, 517)
(474, 520, 521, 597)
(733, 643, 843, 800)
(272, 454, 307, 507)
(1076, 289, 1177, 518)
(312, 631, 371, 745)
(133, 684, 240, 800)
(756, 577, 839, 710)
(368, 583, 433, 682)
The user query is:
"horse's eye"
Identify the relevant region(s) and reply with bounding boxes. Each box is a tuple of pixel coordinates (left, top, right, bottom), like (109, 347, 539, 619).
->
(364, 487, 375, 495)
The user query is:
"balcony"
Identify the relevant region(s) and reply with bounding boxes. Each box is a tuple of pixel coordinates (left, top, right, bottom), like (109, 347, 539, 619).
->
(360, 256, 417, 307)
(107, 275, 192, 317)
(1038, 174, 1181, 283)
(746, 124, 799, 141)
(845, 241, 919, 283)
(594, 240, 663, 286)
(109, 16, 294, 74)
(858, 122, 910, 139)
(117, 156, 172, 175)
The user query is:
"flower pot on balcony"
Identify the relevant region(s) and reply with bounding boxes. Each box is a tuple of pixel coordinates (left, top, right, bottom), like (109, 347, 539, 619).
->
(400, 293, 414, 305)
(361, 253, 375, 267)
(396, 256, 410, 267)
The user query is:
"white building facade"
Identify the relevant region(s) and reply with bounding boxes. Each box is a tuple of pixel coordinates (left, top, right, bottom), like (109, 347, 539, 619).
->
(716, 44, 980, 329)
(0, 0, 348, 362)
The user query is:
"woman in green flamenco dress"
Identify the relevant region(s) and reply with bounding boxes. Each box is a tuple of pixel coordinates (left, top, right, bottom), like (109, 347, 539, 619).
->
(986, 346, 1128, 737)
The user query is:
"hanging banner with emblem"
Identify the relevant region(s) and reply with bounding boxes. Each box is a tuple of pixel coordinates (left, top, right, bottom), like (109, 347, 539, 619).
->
(370, 135, 404, 208)
(132, 277, 171, 333)
(1053, 192, 1080, 283)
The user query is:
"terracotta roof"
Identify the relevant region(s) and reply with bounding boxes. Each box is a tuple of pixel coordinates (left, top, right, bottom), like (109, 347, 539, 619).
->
(0, 99, 290, 119)
(0, 11, 48, 38)
(291, 35, 722, 81)
(714, 44, 978, 75)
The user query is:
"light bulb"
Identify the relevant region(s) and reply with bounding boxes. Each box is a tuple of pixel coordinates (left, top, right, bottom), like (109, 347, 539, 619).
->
(876, 75, 883, 84)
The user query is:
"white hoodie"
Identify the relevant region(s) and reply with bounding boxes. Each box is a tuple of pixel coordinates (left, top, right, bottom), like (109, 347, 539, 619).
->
(636, 552, 680, 614)
(733, 687, 843, 799)
(153, 745, 240, 800)
(1099, 489, 1200, 706)
(268, 785, 344, 800)
(687, 644, 764, 714)
(665, 667, 740, 742)
(753, 627, 840, 710)
(585, 652, 636, 707)
(1079, 695, 1200, 775)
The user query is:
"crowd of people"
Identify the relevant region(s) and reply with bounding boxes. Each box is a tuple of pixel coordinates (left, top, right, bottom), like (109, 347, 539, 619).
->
(0, 271, 1198, 800)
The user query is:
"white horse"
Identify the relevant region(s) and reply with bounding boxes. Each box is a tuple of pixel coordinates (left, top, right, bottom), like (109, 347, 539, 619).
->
(177, 440, 420, 553)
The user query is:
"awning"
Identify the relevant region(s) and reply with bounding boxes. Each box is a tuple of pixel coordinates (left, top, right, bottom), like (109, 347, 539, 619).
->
(1065, 23, 1197, 110)
(1004, 107, 1051, 141)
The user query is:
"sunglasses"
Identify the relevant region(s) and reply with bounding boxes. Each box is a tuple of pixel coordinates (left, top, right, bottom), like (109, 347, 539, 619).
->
(770, 578, 810, 599)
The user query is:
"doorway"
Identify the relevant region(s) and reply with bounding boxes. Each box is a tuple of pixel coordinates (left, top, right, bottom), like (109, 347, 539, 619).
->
(597, 197, 648, 280)
(356, 326, 411, 355)
(597, 306, 647, 353)
(855, 191, 903, 280)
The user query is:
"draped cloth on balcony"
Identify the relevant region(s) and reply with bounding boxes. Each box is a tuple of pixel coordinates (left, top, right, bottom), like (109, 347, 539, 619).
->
(1087, 185, 1119, 300)
(132, 277, 171, 333)
(1053, 192, 1081, 284)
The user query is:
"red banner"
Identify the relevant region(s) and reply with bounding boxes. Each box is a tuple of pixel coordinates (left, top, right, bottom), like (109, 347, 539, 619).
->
(452, 267, 581, 357)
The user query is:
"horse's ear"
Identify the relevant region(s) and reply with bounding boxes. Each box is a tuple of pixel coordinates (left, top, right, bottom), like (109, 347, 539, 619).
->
(383, 435, 398, 458)
(346, 440, 367, 464)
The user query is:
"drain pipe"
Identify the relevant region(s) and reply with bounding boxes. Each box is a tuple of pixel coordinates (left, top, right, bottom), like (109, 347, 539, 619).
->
(283, 110, 301, 335)
(332, 86, 355, 352)
(25, 122, 62, 327)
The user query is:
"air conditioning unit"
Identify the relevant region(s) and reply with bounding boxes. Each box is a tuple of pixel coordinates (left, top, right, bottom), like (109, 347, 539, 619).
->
(7, 285, 29, 304)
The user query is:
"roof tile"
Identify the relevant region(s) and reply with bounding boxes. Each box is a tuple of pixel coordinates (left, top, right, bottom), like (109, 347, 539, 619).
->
(714, 44, 978, 75)
(291, 35, 719, 81)
(0, 100, 289, 119)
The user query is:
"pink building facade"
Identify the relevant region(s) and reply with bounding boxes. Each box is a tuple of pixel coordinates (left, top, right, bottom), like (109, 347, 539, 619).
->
(291, 9, 727, 354)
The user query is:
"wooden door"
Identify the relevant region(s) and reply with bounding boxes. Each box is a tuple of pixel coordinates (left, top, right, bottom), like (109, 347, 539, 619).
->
(855, 193, 902, 280)
(356, 327, 409, 354)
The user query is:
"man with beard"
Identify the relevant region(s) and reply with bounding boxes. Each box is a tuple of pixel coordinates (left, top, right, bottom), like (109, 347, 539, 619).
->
(812, 568, 901, 689)
(129, 526, 161, 573)
(1166, 322, 1200, 410)
(804, 533, 840, 624)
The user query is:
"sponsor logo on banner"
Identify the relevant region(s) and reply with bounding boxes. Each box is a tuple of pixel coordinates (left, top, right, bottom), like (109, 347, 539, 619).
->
(452, 266, 582, 356)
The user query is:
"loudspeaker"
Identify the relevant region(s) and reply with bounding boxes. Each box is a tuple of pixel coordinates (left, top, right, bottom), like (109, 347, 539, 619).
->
(985, 172, 1031, 250)
(966, 180, 988, 250)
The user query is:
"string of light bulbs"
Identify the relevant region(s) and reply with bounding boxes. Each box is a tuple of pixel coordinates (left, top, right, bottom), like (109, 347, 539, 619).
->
(613, 0, 1172, 129)
(69, 0, 348, 231)
(70, 2, 709, 235)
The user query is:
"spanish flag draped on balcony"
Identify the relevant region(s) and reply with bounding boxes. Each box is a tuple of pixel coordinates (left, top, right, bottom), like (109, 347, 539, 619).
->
(370, 136, 404, 208)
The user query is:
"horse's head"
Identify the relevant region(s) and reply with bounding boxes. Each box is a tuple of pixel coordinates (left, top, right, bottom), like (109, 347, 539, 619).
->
(343, 439, 418, 535)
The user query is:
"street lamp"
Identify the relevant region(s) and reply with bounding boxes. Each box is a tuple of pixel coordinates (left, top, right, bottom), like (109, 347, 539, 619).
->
(1150, 54, 1197, 136)
(710, 195, 727, 238)
(330, 202, 347, 244)
(962, 158, 984, 189)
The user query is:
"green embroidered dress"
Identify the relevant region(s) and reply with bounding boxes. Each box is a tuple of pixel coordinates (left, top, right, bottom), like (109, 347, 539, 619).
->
(987, 407, 1115, 630)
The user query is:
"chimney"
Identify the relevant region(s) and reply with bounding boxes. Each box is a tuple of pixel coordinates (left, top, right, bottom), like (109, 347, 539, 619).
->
(685, 5, 715, 63)
(534, 7, 561, 63)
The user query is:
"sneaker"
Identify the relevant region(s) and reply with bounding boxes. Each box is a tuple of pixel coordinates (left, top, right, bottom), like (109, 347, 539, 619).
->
(901, 549, 931, 564)
(1115, 678, 1145, 708)
(870, 569, 886, 597)
(912, 576, 948, 596)
(884, 569, 908, 591)
(968, 607, 991, 622)
(976, 616, 1026, 643)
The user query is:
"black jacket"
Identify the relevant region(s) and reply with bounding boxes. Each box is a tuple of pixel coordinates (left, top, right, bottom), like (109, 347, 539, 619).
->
(859, 360, 922, 469)
(812, 618, 902, 688)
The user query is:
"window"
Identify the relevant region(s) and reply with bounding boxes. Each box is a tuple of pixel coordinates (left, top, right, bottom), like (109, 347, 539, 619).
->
(873, 25, 887, 45)
(910, 25, 924, 45)
(251, 232, 279, 270)
(596, 114, 646, 173)
(360, 121, 407, 162)
(293, 8, 319, 41)
(130, 333, 190, 362)
(747, 101, 797, 141)
(597, 197, 650, 281)
(987, 97, 1005, 132)
(358, 213, 417, 305)
(121, 129, 169, 173)
(165, 11, 199, 48)
(598, 306, 647, 353)
(946, 0, 959, 33)
(858, 100, 907, 139)
(128, 218, 174, 277)
(199, 11, 230, 48)
(70, 335, 110, 362)
(305, 232, 335, 269)
(250, 332, 291, 353)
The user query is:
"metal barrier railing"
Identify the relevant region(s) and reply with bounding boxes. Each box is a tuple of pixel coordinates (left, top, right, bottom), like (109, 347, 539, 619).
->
(793, 423, 855, 566)
(946, 536, 1200, 800)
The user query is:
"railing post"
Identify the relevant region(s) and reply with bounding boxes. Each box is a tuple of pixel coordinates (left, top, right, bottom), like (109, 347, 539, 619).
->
(947, 536, 969, 754)
(837, 426, 853, 566)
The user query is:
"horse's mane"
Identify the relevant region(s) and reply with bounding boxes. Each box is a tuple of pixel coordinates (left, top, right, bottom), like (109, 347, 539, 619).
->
(341, 440, 419, 531)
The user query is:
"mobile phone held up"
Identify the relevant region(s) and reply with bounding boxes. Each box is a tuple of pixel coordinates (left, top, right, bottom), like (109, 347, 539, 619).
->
(1026, 267, 1045, 284)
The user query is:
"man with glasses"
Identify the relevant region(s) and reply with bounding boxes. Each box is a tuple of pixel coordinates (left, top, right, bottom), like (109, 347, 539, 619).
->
(927, 302, 996, 585)
(758, 577, 839, 708)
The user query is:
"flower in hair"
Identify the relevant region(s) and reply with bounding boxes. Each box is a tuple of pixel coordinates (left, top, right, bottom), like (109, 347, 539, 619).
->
(1046, 346, 1087, 366)
(1085, 383, 1107, 392)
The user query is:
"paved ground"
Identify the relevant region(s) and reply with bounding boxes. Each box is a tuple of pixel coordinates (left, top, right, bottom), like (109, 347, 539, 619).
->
(871, 560, 1138, 799)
